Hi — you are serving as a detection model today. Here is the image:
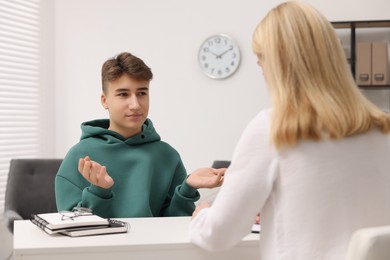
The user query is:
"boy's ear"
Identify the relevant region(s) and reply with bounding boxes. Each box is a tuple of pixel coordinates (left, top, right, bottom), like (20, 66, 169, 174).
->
(101, 93, 108, 109)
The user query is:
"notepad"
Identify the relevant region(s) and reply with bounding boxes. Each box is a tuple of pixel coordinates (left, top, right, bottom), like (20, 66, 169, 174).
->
(251, 224, 261, 234)
(31, 212, 109, 232)
(60, 219, 129, 237)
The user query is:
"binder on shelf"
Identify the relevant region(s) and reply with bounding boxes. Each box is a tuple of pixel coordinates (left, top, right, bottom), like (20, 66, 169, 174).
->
(356, 42, 372, 86)
(372, 42, 390, 85)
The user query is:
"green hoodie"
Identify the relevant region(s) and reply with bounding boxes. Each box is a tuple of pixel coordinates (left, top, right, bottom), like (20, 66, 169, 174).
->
(55, 118, 200, 218)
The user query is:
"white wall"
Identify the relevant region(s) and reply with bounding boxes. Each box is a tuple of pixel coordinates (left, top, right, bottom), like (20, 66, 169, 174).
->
(40, 0, 56, 157)
(54, 0, 390, 173)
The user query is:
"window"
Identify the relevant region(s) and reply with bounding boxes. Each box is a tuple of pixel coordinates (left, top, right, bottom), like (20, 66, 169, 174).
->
(0, 0, 41, 218)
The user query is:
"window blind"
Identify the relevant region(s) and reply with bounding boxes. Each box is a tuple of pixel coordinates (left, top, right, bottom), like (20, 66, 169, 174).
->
(0, 0, 41, 218)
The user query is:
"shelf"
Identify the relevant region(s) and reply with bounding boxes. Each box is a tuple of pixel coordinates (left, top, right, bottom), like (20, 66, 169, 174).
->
(331, 20, 390, 78)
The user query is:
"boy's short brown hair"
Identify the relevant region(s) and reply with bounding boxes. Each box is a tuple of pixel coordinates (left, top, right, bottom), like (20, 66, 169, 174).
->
(101, 52, 153, 93)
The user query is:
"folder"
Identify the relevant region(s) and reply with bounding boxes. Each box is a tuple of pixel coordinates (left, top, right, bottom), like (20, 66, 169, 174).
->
(356, 42, 372, 86)
(372, 42, 390, 85)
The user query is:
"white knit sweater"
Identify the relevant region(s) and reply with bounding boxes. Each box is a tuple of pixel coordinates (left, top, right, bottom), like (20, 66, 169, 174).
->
(189, 109, 390, 260)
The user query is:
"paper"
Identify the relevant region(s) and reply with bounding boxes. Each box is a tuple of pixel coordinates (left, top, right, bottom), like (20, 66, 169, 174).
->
(251, 224, 261, 233)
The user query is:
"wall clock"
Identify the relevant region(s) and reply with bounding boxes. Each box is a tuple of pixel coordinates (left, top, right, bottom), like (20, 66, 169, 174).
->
(198, 34, 241, 79)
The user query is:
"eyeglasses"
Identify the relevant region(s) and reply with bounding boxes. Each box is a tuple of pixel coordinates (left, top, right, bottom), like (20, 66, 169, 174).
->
(59, 207, 93, 221)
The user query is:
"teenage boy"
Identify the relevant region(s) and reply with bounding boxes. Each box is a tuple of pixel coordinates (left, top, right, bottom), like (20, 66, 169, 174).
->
(55, 52, 225, 218)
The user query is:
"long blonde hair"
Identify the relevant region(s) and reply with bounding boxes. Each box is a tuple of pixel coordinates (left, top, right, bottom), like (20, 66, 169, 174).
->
(252, 1, 390, 149)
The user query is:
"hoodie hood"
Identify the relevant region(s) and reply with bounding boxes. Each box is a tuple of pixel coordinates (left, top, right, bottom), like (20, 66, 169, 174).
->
(80, 118, 160, 145)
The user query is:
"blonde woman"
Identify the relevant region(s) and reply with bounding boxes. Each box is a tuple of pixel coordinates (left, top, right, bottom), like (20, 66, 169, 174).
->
(189, 1, 390, 259)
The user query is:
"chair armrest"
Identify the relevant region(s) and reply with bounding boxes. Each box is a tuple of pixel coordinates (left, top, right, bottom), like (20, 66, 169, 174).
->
(4, 210, 23, 234)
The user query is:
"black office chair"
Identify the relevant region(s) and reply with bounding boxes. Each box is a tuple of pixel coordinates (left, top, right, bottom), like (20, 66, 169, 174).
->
(3, 158, 62, 233)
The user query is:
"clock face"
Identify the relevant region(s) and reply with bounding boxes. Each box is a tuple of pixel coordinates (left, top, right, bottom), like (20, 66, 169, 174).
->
(198, 34, 241, 79)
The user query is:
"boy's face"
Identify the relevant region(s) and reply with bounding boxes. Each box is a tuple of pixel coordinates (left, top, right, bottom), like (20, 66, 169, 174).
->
(101, 74, 150, 139)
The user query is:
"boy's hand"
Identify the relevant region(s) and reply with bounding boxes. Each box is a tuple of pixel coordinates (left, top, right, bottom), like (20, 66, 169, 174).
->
(186, 168, 226, 189)
(78, 156, 114, 189)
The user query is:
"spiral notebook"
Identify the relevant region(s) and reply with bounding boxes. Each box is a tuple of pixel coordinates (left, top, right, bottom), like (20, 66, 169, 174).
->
(31, 212, 109, 234)
(31, 213, 128, 236)
(251, 224, 261, 234)
(60, 219, 128, 237)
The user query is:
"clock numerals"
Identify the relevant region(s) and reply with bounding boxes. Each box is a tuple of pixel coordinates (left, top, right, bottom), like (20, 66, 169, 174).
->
(201, 54, 239, 76)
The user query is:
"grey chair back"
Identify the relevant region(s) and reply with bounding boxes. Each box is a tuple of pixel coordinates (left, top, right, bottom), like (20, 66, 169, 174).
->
(4, 158, 62, 233)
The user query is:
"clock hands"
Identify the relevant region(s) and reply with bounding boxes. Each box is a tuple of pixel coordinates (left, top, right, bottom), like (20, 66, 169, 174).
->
(206, 46, 234, 59)
(207, 50, 219, 57)
(216, 46, 233, 58)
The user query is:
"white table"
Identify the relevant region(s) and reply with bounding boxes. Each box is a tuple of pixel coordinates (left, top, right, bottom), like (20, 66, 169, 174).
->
(14, 216, 260, 260)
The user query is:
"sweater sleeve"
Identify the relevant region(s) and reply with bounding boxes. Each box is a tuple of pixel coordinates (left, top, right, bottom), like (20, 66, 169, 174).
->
(160, 160, 200, 216)
(189, 110, 278, 251)
(55, 148, 114, 218)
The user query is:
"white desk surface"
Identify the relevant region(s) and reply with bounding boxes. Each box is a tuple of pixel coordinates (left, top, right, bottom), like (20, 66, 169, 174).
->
(14, 216, 260, 260)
